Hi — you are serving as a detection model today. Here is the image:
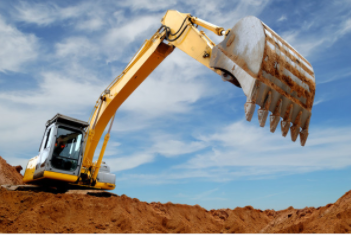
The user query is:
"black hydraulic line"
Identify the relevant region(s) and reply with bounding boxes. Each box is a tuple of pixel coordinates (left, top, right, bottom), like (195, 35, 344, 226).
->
(165, 24, 189, 42)
(169, 16, 189, 36)
(158, 16, 193, 43)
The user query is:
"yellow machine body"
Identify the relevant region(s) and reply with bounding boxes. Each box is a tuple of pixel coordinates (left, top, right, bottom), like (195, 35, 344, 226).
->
(23, 155, 115, 190)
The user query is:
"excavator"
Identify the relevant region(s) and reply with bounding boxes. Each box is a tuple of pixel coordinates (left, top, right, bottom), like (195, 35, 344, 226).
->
(21, 10, 316, 191)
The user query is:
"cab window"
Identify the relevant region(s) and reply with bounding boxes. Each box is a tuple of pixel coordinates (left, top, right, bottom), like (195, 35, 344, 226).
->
(51, 126, 82, 171)
(44, 127, 53, 149)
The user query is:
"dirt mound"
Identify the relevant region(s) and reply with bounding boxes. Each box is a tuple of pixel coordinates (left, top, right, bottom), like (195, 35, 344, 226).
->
(0, 188, 350, 233)
(0, 156, 350, 233)
(0, 190, 220, 233)
(0, 156, 23, 185)
(259, 190, 351, 233)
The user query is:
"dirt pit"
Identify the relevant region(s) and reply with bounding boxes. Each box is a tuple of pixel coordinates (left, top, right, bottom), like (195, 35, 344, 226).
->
(0, 156, 350, 233)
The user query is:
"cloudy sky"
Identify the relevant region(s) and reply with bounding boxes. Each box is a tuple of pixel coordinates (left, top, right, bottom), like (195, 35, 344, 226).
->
(0, 0, 350, 210)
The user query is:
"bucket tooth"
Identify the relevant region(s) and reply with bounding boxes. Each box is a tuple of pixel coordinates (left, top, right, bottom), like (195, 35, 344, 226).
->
(244, 81, 260, 122)
(300, 129, 309, 146)
(281, 120, 290, 137)
(269, 98, 282, 133)
(270, 115, 280, 133)
(258, 91, 272, 127)
(258, 109, 269, 127)
(281, 104, 293, 137)
(290, 111, 302, 142)
(245, 102, 256, 121)
(290, 125, 300, 142)
(299, 115, 311, 146)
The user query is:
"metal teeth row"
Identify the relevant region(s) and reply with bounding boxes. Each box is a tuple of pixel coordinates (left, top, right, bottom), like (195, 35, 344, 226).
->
(244, 88, 309, 146)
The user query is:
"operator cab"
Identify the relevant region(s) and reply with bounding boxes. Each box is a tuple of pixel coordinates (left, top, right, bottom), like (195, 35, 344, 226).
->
(44, 114, 88, 174)
(23, 114, 89, 184)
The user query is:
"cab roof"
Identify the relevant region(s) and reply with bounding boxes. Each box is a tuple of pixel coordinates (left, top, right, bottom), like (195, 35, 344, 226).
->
(46, 113, 89, 129)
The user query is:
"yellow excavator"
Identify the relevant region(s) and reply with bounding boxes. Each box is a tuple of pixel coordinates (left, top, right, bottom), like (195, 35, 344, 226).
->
(22, 10, 316, 191)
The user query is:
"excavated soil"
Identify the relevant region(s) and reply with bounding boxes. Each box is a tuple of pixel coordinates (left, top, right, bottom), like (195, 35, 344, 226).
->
(0, 156, 350, 233)
(0, 156, 23, 186)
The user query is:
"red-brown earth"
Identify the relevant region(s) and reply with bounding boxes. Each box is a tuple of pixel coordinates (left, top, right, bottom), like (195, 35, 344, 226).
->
(0, 156, 350, 233)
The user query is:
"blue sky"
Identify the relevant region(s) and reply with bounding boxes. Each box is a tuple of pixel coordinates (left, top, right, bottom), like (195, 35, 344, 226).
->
(0, 0, 350, 210)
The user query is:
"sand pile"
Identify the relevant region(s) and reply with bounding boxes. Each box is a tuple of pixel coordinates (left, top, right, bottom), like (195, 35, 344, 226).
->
(0, 156, 350, 233)
(0, 156, 23, 185)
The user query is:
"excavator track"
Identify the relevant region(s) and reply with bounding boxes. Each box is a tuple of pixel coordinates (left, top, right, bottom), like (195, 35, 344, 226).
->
(1, 184, 117, 197)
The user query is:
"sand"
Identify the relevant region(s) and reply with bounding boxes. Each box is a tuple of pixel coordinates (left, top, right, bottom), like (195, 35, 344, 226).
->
(0, 156, 23, 185)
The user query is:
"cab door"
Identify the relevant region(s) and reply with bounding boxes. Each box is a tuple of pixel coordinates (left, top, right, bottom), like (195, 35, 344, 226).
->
(33, 125, 55, 179)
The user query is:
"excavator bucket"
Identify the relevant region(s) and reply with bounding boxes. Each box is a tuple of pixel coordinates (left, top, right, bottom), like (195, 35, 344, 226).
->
(210, 16, 315, 146)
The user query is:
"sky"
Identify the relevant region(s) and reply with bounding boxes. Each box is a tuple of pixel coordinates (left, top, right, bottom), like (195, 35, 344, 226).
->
(0, 0, 350, 211)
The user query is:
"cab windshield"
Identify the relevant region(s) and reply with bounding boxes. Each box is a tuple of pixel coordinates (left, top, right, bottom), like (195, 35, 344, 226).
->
(53, 127, 82, 159)
(52, 126, 82, 171)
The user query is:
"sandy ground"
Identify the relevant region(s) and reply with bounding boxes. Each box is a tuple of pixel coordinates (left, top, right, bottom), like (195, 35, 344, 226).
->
(0, 156, 23, 186)
(0, 156, 350, 233)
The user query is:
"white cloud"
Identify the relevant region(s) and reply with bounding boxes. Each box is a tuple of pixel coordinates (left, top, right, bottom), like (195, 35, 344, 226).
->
(182, 123, 351, 170)
(278, 15, 287, 22)
(106, 15, 160, 43)
(190, 0, 269, 25)
(76, 17, 105, 31)
(313, 98, 325, 106)
(97, 122, 214, 171)
(280, 30, 325, 57)
(278, 12, 351, 58)
(198, 121, 269, 149)
(319, 68, 351, 84)
(118, 0, 176, 12)
(0, 71, 103, 109)
(101, 131, 208, 171)
(104, 153, 155, 172)
(112, 114, 153, 133)
(0, 16, 37, 72)
(337, 18, 351, 35)
(55, 37, 99, 58)
(152, 139, 206, 157)
(116, 169, 212, 184)
(12, 1, 91, 26)
(13, 2, 58, 26)
(191, 188, 219, 200)
(120, 76, 208, 116)
(102, 141, 122, 157)
(103, 14, 162, 63)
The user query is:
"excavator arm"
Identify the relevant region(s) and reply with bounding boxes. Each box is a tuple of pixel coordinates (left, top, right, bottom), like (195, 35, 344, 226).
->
(82, 11, 228, 180)
(82, 10, 316, 186)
